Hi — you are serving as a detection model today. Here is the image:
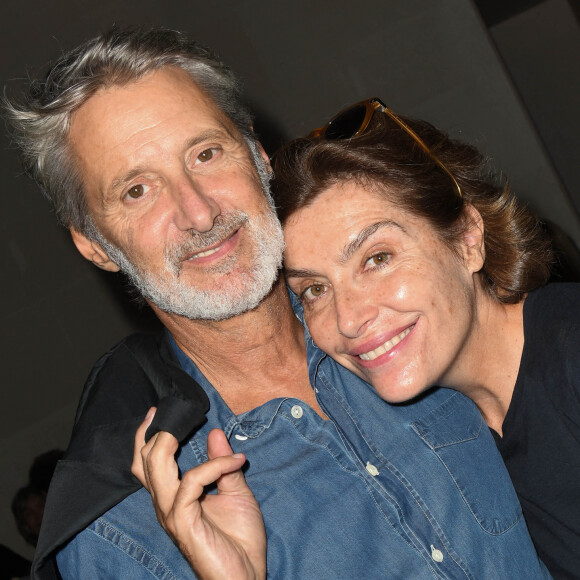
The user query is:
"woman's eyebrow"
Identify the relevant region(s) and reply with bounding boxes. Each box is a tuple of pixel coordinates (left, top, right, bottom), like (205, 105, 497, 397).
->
(284, 267, 319, 280)
(339, 220, 403, 264)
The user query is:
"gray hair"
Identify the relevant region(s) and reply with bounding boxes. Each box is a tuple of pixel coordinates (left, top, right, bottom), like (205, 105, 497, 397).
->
(4, 27, 256, 236)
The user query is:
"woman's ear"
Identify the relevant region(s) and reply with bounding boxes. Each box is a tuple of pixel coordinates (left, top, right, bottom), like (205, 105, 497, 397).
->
(461, 204, 485, 273)
(70, 228, 120, 272)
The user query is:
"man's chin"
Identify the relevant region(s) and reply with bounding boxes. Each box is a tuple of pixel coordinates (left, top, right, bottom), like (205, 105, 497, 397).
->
(146, 272, 278, 322)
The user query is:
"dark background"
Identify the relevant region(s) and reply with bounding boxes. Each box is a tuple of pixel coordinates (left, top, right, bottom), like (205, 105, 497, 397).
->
(2, 0, 579, 559)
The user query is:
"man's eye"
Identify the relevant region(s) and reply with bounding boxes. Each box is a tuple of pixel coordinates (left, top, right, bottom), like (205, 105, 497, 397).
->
(125, 184, 149, 199)
(365, 252, 390, 269)
(196, 148, 217, 164)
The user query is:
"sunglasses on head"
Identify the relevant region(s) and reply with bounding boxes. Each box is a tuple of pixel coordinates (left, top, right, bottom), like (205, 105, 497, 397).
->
(309, 98, 463, 199)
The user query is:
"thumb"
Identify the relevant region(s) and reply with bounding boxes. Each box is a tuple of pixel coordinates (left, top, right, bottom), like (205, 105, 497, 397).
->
(207, 428, 236, 459)
(207, 429, 252, 496)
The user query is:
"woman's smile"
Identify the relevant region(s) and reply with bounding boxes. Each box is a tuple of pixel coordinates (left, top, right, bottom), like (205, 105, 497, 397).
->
(354, 324, 414, 362)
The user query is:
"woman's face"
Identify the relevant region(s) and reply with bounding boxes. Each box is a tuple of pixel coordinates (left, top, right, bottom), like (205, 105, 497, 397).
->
(283, 181, 484, 403)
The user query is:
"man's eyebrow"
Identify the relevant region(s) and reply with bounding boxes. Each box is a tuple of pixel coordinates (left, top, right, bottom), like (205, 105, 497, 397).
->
(110, 165, 149, 195)
(339, 220, 403, 264)
(182, 128, 236, 151)
(108, 128, 234, 194)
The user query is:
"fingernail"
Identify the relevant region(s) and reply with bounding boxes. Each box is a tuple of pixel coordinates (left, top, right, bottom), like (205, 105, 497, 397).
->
(232, 453, 244, 459)
(145, 407, 156, 421)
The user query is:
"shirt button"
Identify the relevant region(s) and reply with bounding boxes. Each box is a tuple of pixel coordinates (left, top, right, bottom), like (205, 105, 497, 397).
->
(365, 461, 380, 476)
(291, 405, 304, 419)
(430, 545, 444, 563)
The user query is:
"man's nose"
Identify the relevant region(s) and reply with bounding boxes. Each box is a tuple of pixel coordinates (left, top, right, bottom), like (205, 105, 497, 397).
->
(334, 288, 378, 339)
(171, 176, 221, 233)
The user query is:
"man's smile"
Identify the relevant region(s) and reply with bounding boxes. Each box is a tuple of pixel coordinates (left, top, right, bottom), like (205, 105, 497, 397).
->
(185, 228, 241, 262)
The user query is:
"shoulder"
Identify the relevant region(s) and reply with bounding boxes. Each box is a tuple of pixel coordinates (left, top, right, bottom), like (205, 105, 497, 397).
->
(75, 332, 173, 422)
(67, 330, 210, 461)
(524, 283, 580, 321)
(521, 283, 580, 397)
(523, 283, 580, 345)
(58, 332, 174, 467)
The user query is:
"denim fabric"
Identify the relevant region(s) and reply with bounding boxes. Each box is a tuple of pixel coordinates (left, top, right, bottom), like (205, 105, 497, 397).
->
(57, 330, 550, 579)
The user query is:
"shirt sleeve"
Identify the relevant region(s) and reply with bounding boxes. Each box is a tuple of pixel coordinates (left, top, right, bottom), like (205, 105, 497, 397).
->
(56, 521, 197, 580)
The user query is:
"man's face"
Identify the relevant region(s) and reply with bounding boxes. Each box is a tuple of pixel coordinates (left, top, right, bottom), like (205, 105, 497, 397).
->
(69, 67, 284, 320)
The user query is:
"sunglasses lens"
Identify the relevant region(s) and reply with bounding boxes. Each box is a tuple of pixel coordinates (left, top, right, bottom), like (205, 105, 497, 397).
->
(324, 104, 368, 140)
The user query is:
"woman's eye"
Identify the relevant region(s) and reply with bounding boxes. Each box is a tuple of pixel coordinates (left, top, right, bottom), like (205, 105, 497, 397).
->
(303, 284, 327, 302)
(125, 184, 149, 199)
(365, 252, 390, 269)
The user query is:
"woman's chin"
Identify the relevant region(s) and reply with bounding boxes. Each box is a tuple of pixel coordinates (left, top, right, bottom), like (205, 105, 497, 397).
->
(372, 379, 427, 405)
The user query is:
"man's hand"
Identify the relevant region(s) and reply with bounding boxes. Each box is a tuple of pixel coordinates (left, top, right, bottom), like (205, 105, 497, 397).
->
(132, 408, 267, 580)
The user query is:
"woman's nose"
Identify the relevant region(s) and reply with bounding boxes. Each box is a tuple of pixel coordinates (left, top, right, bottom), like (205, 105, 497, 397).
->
(334, 289, 378, 339)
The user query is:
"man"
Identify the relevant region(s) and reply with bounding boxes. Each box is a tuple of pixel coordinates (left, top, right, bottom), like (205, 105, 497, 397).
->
(6, 27, 549, 579)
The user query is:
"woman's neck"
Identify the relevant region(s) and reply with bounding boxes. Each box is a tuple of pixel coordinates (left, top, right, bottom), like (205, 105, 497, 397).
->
(448, 295, 526, 436)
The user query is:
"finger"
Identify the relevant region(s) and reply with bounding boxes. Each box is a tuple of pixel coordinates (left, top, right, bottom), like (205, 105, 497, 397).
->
(175, 454, 248, 510)
(131, 407, 157, 485)
(143, 431, 182, 516)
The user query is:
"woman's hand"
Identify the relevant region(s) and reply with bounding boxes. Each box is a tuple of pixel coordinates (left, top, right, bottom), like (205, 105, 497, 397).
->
(132, 408, 267, 580)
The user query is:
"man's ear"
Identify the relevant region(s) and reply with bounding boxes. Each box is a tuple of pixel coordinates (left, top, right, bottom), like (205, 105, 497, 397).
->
(461, 203, 485, 274)
(249, 134, 272, 170)
(257, 142, 271, 167)
(258, 144, 273, 180)
(70, 228, 120, 272)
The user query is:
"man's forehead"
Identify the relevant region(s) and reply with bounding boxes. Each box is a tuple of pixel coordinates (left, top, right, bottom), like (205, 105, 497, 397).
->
(73, 66, 225, 130)
(69, 67, 239, 192)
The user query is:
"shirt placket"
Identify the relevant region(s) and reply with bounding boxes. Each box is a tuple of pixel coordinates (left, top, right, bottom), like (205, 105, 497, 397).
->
(312, 359, 473, 580)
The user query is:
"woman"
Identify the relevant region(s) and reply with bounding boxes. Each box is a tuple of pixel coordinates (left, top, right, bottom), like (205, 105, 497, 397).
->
(271, 99, 580, 579)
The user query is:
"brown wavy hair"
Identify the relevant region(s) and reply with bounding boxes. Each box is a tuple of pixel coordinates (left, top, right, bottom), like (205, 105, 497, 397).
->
(271, 113, 553, 304)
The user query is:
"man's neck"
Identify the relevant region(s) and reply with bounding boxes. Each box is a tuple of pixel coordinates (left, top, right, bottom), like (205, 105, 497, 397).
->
(151, 280, 324, 416)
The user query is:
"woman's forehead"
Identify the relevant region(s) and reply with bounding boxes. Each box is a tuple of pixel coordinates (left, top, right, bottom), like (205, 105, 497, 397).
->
(284, 181, 420, 233)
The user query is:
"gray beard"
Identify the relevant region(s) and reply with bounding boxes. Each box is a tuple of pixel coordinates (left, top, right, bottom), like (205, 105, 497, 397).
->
(88, 143, 285, 321)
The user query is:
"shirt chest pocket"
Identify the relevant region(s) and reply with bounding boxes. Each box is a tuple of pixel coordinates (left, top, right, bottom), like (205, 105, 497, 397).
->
(411, 394, 522, 535)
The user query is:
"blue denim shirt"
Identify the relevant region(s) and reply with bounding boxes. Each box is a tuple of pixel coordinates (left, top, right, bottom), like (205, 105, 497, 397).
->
(57, 327, 549, 579)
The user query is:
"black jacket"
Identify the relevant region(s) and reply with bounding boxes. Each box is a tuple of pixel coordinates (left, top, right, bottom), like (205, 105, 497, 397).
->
(31, 332, 210, 580)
